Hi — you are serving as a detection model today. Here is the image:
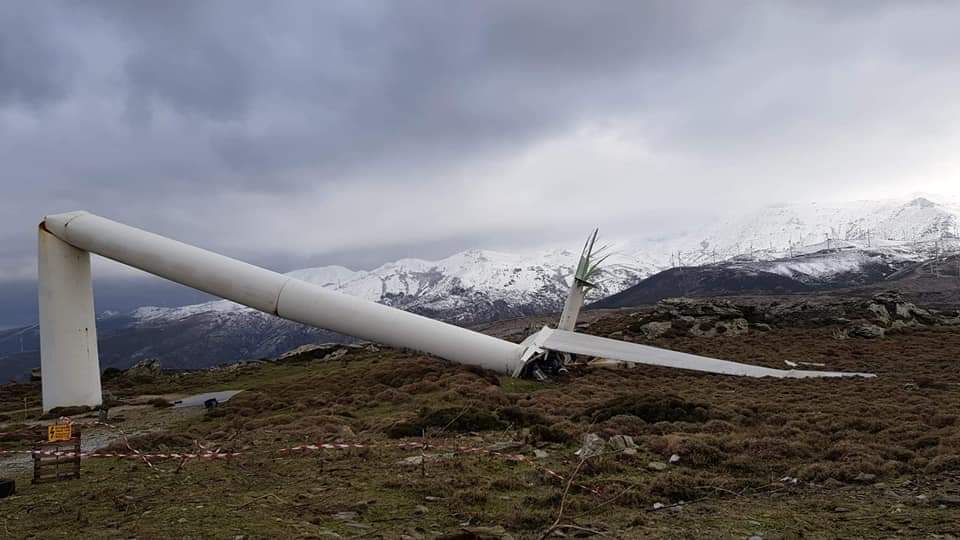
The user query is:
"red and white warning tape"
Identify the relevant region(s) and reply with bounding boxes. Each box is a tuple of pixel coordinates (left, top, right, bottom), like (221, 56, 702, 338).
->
(3, 420, 601, 494)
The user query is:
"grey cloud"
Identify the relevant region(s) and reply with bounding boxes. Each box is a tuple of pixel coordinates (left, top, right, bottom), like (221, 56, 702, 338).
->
(56, 1, 750, 191)
(0, 4, 74, 107)
(0, 0, 959, 293)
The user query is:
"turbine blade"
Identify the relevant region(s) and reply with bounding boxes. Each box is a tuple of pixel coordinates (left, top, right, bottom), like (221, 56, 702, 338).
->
(532, 328, 875, 379)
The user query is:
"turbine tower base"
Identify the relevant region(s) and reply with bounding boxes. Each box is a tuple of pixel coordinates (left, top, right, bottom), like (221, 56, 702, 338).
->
(38, 224, 102, 412)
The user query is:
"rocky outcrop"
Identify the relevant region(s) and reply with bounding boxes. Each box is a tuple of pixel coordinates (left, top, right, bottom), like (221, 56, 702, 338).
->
(124, 358, 162, 380)
(628, 298, 755, 339)
(623, 291, 957, 340)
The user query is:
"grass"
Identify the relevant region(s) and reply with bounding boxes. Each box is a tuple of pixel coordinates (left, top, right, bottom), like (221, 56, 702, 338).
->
(2, 316, 960, 537)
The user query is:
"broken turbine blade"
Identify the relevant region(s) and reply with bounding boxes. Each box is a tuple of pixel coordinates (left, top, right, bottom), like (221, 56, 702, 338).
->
(527, 327, 875, 379)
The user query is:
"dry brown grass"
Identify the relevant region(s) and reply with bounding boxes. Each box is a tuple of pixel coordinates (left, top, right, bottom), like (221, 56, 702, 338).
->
(2, 306, 960, 537)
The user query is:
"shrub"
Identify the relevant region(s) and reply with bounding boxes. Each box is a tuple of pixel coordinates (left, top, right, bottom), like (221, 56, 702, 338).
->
(148, 397, 173, 408)
(385, 407, 505, 438)
(582, 394, 711, 424)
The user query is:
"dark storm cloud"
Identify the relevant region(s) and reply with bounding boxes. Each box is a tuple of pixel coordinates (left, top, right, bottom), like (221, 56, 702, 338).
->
(1, 0, 959, 309)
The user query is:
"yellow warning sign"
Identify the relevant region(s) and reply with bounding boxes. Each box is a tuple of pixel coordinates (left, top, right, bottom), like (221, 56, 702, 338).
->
(47, 423, 72, 442)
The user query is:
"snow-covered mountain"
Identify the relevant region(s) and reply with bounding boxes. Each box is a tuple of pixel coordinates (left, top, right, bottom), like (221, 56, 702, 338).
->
(658, 194, 960, 266)
(3, 194, 959, 380)
(133, 248, 658, 327)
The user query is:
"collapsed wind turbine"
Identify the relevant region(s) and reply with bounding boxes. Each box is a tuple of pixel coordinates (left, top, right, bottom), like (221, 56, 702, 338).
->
(37, 211, 873, 411)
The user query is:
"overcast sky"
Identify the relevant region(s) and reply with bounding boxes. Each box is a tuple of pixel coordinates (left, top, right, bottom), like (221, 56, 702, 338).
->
(2, 1, 960, 325)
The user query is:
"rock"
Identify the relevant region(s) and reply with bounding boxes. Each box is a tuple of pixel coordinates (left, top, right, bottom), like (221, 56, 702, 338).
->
(607, 434, 637, 451)
(576, 433, 605, 459)
(488, 440, 523, 452)
(847, 323, 885, 339)
(751, 323, 772, 332)
(866, 302, 892, 325)
(648, 461, 668, 471)
(941, 315, 960, 326)
(607, 331, 624, 339)
(669, 454, 680, 464)
(934, 495, 960, 507)
(702, 317, 749, 337)
(333, 511, 358, 520)
(398, 456, 424, 467)
(533, 449, 549, 459)
(622, 448, 638, 456)
(126, 358, 162, 379)
(322, 348, 349, 362)
(638, 321, 672, 339)
(414, 505, 428, 515)
(652, 502, 665, 510)
(278, 343, 334, 360)
(824, 478, 844, 489)
(912, 308, 939, 325)
(749, 536, 764, 540)
(853, 472, 876, 483)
